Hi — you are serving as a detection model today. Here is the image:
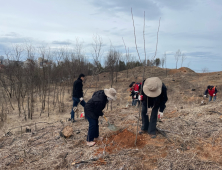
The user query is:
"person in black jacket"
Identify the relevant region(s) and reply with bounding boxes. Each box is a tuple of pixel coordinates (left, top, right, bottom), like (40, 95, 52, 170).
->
(138, 77, 168, 138)
(84, 88, 117, 147)
(70, 74, 85, 122)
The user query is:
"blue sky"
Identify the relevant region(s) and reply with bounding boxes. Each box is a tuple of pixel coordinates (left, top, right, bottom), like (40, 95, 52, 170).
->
(0, 0, 222, 72)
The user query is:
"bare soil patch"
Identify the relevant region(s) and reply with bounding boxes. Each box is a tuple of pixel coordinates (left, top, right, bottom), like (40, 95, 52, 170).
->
(95, 129, 146, 155)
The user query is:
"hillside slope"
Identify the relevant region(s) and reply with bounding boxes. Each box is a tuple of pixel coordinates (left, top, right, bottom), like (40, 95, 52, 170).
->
(1, 66, 222, 169)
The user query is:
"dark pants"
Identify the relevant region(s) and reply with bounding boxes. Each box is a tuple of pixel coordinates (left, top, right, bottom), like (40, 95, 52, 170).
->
(141, 103, 159, 135)
(137, 100, 141, 107)
(132, 99, 137, 106)
(87, 117, 99, 142)
(209, 95, 216, 101)
(70, 97, 86, 121)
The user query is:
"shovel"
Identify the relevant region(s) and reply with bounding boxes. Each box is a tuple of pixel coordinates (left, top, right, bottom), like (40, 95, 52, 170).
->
(103, 115, 118, 131)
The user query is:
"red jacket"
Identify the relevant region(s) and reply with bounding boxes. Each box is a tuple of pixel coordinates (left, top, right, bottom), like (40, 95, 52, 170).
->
(205, 86, 217, 96)
(134, 83, 142, 93)
(130, 83, 142, 92)
(130, 82, 142, 99)
(208, 87, 216, 96)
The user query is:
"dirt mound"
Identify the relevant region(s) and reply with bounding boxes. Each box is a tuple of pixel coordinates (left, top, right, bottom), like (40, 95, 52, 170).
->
(178, 67, 195, 73)
(95, 129, 146, 154)
(168, 67, 195, 75)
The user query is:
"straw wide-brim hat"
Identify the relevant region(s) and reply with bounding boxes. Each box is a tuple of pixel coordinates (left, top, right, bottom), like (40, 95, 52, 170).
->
(143, 77, 162, 97)
(104, 88, 117, 100)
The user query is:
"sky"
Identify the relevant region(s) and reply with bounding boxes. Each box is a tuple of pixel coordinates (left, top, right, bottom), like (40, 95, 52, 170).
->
(0, 0, 222, 72)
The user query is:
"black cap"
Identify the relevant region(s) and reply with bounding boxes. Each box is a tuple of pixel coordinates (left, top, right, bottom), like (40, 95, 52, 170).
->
(129, 82, 135, 87)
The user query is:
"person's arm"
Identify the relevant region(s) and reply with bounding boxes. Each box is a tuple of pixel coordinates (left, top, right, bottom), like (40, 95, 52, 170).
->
(75, 81, 83, 97)
(140, 80, 145, 95)
(94, 101, 106, 117)
(215, 88, 218, 94)
(159, 85, 168, 112)
(72, 82, 75, 96)
(204, 89, 208, 95)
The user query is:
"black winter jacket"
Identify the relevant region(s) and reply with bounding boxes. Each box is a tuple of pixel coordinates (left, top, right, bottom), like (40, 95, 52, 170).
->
(72, 78, 83, 98)
(141, 81, 168, 112)
(84, 90, 108, 119)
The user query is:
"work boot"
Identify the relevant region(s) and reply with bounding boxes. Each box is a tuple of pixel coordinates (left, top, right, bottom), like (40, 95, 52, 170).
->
(151, 134, 157, 139)
(138, 130, 147, 135)
(68, 118, 76, 123)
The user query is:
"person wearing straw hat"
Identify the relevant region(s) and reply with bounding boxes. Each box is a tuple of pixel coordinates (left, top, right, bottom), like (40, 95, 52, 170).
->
(138, 77, 168, 138)
(84, 88, 117, 147)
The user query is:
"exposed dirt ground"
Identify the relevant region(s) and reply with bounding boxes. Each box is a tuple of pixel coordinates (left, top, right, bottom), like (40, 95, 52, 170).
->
(1, 66, 222, 169)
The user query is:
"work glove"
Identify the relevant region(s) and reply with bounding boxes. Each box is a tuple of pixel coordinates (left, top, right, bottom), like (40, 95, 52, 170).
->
(138, 95, 143, 101)
(158, 112, 163, 119)
(204, 95, 206, 98)
(80, 97, 83, 101)
(107, 97, 113, 101)
(73, 107, 78, 112)
(213, 93, 215, 96)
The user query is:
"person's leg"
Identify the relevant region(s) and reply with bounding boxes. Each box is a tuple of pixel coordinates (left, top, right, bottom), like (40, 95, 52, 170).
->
(87, 118, 98, 142)
(213, 96, 216, 101)
(132, 99, 135, 106)
(137, 100, 140, 107)
(141, 103, 149, 131)
(209, 96, 212, 102)
(148, 107, 159, 135)
(71, 97, 79, 121)
(134, 100, 138, 106)
(95, 119, 99, 138)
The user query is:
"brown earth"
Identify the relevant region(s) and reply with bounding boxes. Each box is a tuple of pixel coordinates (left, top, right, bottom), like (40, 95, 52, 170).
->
(95, 129, 147, 154)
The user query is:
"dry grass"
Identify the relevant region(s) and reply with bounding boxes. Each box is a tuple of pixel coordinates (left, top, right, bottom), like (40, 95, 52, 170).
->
(1, 66, 222, 169)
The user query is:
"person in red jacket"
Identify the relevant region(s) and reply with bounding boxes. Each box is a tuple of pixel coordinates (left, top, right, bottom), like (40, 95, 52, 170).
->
(204, 85, 217, 101)
(129, 82, 142, 106)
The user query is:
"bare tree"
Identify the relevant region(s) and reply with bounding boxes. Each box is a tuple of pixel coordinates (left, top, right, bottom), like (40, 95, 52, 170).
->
(202, 67, 209, 73)
(175, 49, 181, 69)
(164, 52, 167, 76)
(92, 34, 103, 74)
(181, 53, 186, 67)
(105, 48, 119, 87)
(161, 56, 165, 68)
(115, 52, 121, 83)
(91, 34, 103, 91)
(122, 37, 130, 78)
(11, 44, 24, 117)
(25, 43, 36, 119)
(131, 8, 161, 145)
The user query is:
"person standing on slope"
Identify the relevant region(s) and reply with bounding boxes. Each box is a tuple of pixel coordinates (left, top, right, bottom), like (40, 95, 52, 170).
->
(70, 74, 86, 122)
